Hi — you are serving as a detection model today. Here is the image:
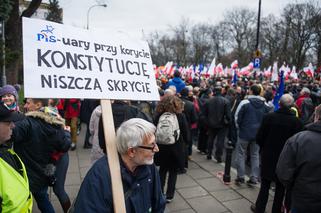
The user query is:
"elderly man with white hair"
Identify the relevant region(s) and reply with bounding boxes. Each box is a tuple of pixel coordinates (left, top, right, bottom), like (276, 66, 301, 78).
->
(73, 118, 166, 212)
(250, 94, 303, 213)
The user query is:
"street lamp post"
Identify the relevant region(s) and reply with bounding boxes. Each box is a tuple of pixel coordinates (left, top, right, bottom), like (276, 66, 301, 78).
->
(255, 0, 262, 51)
(0, 19, 6, 86)
(253, 0, 262, 77)
(86, 4, 107, 30)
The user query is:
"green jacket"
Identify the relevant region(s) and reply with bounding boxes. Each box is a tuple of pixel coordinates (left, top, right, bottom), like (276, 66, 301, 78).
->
(0, 149, 33, 213)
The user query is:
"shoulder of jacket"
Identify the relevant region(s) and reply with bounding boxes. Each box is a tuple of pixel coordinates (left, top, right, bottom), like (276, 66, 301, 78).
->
(238, 99, 250, 108)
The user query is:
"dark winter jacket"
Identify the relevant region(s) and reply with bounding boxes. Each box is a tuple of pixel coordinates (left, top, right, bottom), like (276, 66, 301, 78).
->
(154, 113, 190, 170)
(300, 97, 314, 124)
(180, 96, 197, 128)
(113, 101, 151, 126)
(73, 156, 166, 213)
(235, 95, 270, 141)
(12, 111, 71, 192)
(99, 101, 151, 153)
(256, 108, 303, 181)
(198, 94, 210, 128)
(202, 95, 231, 129)
(80, 99, 100, 124)
(166, 77, 186, 93)
(276, 121, 321, 213)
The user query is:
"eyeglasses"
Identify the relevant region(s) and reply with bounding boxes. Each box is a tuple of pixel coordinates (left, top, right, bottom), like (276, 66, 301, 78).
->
(137, 142, 158, 151)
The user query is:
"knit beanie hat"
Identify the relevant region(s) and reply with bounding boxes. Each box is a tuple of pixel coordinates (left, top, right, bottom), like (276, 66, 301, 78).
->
(0, 85, 18, 99)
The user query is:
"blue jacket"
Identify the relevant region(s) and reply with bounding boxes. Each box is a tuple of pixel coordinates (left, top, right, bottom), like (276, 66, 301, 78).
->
(235, 95, 270, 141)
(166, 77, 186, 93)
(73, 156, 166, 213)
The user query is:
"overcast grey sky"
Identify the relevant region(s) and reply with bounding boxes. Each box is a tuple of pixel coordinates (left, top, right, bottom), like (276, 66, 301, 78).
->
(59, 0, 308, 39)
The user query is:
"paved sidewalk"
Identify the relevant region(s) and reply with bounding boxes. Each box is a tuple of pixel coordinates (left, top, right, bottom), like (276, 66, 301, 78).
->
(33, 125, 274, 213)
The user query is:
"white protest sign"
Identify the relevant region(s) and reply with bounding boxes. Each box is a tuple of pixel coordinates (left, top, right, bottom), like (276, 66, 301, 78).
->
(22, 17, 159, 101)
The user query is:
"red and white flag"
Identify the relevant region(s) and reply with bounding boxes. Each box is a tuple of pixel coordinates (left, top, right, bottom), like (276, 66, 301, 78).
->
(231, 60, 238, 69)
(215, 63, 223, 76)
(264, 66, 271, 77)
(239, 62, 253, 76)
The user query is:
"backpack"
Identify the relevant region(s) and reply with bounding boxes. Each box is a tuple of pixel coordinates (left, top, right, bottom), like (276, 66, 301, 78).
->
(156, 112, 180, 145)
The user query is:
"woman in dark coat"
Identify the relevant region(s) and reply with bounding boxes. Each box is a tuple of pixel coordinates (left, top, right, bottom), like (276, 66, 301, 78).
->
(154, 95, 190, 203)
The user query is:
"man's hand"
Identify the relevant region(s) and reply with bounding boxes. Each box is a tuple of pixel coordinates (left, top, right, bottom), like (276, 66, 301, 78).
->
(64, 126, 71, 132)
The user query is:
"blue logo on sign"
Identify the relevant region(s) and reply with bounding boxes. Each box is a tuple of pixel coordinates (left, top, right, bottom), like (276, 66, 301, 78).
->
(37, 25, 56, 43)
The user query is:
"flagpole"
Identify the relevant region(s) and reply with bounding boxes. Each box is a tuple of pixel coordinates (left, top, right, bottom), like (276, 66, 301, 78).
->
(255, 0, 262, 51)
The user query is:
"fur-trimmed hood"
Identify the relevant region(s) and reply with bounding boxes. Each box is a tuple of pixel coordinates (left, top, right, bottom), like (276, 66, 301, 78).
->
(25, 111, 65, 128)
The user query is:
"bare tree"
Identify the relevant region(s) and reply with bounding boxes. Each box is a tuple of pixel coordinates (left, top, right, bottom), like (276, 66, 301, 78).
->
(260, 14, 285, 65)
(208, 22, 228, 62)
(6, 0, 42, 84)
(315, 18, 321, 68)
(147, 32, 174, 65)
(311, 6, 321, 68)
(222, 8, 256, 65)
(189, 24, 212, 65)
(282, 2, 320, 67)
(147, 2, 321, 70)
(170, 18, 190, 66)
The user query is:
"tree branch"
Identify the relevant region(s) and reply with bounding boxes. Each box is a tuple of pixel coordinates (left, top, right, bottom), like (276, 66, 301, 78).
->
(21, 0, 42, 18)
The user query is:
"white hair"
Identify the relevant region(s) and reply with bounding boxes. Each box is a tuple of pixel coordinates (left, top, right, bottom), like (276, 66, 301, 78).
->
(168, 85, 177, 93)
(116, 118, 156, 154)
(279, 94, 294, 108)
(164, 89, 174, 96)
(300, 87, 310, 95)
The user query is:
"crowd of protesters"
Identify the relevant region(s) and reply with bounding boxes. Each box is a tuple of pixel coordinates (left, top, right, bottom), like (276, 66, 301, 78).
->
(0, 68, 321, 212)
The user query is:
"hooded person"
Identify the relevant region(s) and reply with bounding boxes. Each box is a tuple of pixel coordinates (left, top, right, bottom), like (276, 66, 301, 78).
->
(0, 102, 33, 212)
(234, 84, 271, 186)
(166, 70, 186, 93)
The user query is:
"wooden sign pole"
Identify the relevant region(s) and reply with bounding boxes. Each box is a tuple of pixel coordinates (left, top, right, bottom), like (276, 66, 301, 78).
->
(100, 99, 126, 213)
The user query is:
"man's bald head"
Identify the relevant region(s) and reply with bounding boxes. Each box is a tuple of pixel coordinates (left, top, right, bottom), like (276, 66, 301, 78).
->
(279, 94, 294, 109)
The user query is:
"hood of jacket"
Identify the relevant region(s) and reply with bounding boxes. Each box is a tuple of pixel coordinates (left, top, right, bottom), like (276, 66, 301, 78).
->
(306, 121, 321, 133)
(26, 111, 65, 128)
(172, 77, 183, 84)
(248, 95, 265, 109)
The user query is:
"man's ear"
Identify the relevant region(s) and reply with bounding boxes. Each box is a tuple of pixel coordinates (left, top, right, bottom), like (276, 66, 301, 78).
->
(127, 147, 136, 158)
(35, 101, 43, 110)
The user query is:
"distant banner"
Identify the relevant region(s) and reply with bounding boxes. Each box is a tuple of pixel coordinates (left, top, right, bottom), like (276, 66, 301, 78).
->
(22, 18, 159, 101)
